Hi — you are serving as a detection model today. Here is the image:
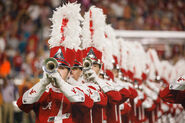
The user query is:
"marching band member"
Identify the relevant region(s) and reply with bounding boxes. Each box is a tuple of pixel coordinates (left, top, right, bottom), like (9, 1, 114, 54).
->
(146, 49, 160, 122)
(67, 49, 96, 123)
(17, 3, 93, 123)
(15, 1, 185, 123)
(82, 6, 126, 123)
(104, 26, 131, 123)
(160, 74, 185, 108)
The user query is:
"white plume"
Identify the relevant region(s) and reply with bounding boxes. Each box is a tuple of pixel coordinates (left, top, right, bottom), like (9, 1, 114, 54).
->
(127, 41, 148, 79)
(125, 41, 137, 74)
(102, 25, 119, 70)
(102, 38, 113, 70)
(105, 25, 119, 58)
(160, 60, 173, 82)
(133, 42, 144, 79)
(147, 49, 162, 76)
(174, 59, 185, 78)
(147, 49, 157, 80)
(82, 6, 106, 51)
(120, 39, 129, 71)
(48, 3, 83, 50)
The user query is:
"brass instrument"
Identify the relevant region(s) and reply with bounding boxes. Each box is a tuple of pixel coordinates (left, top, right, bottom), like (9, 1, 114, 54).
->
(42, 57, 59, 86)
(83, 57, 92, 71)
(43, 57, 58, 74)
(83, 57, 96, 82)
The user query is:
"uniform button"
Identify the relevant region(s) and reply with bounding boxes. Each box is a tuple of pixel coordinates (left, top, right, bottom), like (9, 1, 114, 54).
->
(81, 97, 84, 101)
(66, 113, 70, 118)
(170, 85, 173, 89)
(23, 100, 27, 103)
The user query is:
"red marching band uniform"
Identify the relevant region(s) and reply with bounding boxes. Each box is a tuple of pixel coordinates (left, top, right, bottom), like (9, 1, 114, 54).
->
(16, 2, 185, 123)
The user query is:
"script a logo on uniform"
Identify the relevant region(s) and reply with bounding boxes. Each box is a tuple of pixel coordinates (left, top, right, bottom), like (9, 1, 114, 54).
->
(42, 101, 52, 110)
(29, 89, 36, 95)
(87, 48, 97, 59)
(177, 77, 185, 83)
(54, 48, 64, 60)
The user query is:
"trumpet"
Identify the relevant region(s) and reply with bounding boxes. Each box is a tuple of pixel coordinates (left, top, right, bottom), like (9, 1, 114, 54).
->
(83, 57, 96, 82)
(83, 57, 93, 71)
(43, 57, 58, 74)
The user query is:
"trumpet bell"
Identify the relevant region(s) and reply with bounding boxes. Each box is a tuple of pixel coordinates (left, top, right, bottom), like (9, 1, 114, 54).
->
(43, 57, 58, 73)
(83, 57, 92, 71)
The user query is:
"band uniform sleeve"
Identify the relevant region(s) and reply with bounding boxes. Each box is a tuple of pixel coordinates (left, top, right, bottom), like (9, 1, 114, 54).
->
(17, 90, 49, 113)
(160, 86, 184, 104)
(73, 87, 94, 108)
(105, 90, 122, 104)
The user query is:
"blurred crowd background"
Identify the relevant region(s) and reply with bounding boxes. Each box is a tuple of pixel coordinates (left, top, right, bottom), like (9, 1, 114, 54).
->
(0, 0, 184, 122)
(92, 0, 185, 30)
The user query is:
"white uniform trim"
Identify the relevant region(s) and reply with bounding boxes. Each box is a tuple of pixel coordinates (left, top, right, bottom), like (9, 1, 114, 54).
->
(115, 105, 118, 122)
(22, 81, 46, 104)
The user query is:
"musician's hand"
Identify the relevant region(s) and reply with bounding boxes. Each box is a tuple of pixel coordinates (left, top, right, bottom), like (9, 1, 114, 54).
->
(84, 69, 97, 83)
(48, 71, 63, 87)
(40, 71, 50, 86)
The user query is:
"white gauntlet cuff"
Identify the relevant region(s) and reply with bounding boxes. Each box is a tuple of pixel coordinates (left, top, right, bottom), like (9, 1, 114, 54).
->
(89, 88, 101, 102)
(96, 78, 114, 93)
(22, 81, 46, 104)
(59, 80, 85, 102)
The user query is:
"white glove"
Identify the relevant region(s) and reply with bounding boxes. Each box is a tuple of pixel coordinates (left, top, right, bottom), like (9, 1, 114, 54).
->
(22, 71, 49, 104)
(83, 69, 97, 83)
(47, 71, 63, 87)
(169, 76, 185, 90)
(40, 71, 50, 87)
(84, 69, 114, 93)
(48, 72, 85, 102)
(88, 88, 101, 102)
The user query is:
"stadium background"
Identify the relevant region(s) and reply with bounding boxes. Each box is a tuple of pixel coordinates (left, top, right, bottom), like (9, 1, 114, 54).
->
(0, 0, 184, 122)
